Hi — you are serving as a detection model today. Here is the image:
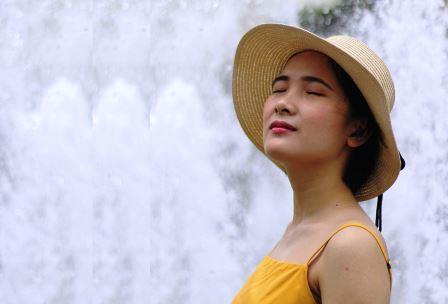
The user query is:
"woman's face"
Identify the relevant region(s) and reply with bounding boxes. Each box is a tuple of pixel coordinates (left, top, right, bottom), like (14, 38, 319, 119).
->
(262, 51, 353, 167)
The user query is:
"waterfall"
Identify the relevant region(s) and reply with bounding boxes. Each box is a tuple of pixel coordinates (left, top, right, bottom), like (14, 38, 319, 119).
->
(0, 1, 446, 303)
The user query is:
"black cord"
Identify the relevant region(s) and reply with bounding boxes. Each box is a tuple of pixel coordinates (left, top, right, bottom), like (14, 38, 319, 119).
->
(375, 152, 406, 232)
(375, 193, 383, 232)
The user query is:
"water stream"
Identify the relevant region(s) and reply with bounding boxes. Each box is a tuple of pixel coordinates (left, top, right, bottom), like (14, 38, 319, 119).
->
(0, 0, 447, 303)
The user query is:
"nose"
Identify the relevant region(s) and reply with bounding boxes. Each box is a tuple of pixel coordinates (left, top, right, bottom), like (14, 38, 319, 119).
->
(274, 94, 295, 115)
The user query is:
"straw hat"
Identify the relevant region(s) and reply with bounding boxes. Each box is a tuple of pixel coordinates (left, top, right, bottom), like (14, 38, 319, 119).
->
(232, 24, 402, 201)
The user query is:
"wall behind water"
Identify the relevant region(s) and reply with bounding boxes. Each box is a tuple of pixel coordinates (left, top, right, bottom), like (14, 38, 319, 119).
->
(0, 0, 447, 303)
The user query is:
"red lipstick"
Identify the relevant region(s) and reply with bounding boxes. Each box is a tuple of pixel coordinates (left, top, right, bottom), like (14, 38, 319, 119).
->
(269, 120, 297, 134)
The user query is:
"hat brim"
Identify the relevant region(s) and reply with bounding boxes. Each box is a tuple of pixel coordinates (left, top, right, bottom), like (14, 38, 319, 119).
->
(232, 24, 401, 201)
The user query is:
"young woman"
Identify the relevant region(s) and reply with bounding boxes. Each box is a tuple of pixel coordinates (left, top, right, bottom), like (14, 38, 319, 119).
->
(231, 24, 405, 304)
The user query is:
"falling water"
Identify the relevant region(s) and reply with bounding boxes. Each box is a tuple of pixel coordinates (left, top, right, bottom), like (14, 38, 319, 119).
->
(0, 0, 447, 303)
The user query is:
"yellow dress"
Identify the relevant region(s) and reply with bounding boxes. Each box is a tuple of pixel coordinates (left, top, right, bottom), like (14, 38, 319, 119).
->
(232, 221, 392, 304)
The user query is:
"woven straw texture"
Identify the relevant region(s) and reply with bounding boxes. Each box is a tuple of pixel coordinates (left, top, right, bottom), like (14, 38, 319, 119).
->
(232, 24, 401, 201)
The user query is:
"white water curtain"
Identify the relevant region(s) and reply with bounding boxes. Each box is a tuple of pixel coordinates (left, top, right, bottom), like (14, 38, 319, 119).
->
(0, 0, 447, 303)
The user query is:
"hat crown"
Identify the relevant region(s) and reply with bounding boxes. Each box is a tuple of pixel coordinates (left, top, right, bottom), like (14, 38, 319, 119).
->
(326, 35, 395, 112)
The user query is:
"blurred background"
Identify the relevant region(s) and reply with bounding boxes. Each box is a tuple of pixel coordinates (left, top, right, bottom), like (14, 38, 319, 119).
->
(0, 0, 447, 303)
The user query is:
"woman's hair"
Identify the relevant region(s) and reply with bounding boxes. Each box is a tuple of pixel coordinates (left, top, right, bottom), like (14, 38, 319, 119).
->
(328, 58, 385, 195)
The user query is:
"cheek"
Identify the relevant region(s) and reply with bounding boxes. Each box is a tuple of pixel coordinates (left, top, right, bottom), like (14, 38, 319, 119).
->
(262, 98, 274, 132)
(262, 97, 275, 116)
(302, 103, 349, 138)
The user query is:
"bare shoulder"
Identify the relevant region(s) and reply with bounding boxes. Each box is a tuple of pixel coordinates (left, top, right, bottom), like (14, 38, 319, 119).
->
(329, 223, 389, 258)
(318, 225, 391, 303)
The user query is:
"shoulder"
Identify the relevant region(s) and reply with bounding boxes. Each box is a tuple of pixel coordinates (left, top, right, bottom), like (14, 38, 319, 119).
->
(324, 224, 389, 263)
(318, 225, 391, 303)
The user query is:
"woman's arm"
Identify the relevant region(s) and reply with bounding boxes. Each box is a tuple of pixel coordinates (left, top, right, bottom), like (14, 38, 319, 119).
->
(318, 226, 391, 304)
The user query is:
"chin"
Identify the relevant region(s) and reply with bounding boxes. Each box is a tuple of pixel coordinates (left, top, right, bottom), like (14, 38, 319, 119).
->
(264, 142, 297, 164)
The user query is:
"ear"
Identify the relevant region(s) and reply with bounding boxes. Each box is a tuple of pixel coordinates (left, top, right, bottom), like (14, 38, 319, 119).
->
(347, 118, 371, 148)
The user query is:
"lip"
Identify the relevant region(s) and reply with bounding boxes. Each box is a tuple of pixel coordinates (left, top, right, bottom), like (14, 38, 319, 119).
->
(269, 120, 298, 132)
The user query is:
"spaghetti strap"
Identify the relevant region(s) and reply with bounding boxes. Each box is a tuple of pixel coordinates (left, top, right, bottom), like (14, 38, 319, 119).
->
(306, 221, 391, 269)
(303, 221, 393, 291)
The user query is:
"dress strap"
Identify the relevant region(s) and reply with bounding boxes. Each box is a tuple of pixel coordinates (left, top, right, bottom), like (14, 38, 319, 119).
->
(306, 221, 391, 271)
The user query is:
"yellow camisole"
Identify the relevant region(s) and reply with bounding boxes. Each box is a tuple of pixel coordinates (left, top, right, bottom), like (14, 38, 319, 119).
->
(231, 221, 392, 304)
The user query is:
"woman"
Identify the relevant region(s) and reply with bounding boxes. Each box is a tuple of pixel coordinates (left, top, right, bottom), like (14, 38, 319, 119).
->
(231, 24, 405, 303)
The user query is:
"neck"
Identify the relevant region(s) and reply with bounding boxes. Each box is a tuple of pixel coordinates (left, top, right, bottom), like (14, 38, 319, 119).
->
(285, 160, 358, 227)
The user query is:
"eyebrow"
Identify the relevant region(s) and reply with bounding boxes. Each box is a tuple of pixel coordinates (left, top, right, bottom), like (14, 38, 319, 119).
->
(271, 75, 334, 91)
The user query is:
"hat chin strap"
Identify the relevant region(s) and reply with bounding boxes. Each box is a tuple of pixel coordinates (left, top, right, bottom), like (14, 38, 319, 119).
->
(375, 152, 406, 232)
(375, 194, 383, 232)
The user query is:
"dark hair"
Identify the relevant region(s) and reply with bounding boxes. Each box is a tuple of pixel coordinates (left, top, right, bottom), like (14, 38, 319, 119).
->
(328, 58, 385, 195)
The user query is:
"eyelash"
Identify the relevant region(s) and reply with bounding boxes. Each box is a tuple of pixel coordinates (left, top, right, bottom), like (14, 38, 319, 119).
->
(271, 89, 324, 96)
(307, 91, 324, 96)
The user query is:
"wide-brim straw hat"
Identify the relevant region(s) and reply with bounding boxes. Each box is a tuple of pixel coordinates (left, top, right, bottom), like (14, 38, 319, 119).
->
(232, 24, 402, 201)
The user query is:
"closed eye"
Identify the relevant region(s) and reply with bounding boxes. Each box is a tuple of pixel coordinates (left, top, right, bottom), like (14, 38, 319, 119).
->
(272, 89, 287, 94)
(306, 91, 324, 96)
